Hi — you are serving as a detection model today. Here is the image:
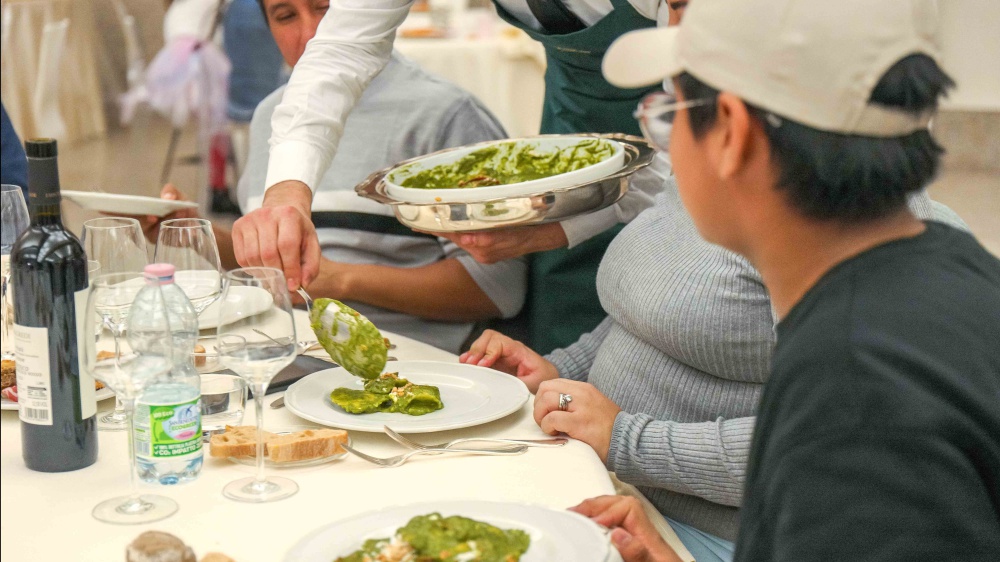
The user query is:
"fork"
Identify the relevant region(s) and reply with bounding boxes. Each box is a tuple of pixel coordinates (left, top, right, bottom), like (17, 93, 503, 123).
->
(384, 426, 567, 450)
(342, 442, 526, 468)
(251, 328, 319, 354)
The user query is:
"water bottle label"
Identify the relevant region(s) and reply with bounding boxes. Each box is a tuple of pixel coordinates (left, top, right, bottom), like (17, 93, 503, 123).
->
(138, 398, 203, 458)
(74, 288, 96, 419)
(13, 325, 52, 426)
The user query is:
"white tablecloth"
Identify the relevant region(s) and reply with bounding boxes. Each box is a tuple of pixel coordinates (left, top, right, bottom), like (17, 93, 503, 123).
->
(395, 31, 546, 138)
(0, 312, 615, 561)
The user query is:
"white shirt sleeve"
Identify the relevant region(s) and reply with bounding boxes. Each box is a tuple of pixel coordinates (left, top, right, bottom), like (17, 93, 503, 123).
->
(561, 151, 670, 247)
(264, 0, 414, 193)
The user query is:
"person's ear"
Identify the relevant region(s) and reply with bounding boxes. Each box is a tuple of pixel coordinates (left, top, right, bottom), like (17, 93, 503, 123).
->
(715, 93, 753, 181)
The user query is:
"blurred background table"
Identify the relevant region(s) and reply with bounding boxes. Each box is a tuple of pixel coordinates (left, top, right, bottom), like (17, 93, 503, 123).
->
(396, 29, 545, 138)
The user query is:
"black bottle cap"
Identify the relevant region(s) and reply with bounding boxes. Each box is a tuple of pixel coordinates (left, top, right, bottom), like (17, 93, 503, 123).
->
(25, 138, 58, 158)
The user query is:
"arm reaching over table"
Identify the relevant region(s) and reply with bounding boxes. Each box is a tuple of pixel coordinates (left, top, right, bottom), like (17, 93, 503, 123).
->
(234, 0, 414, 290)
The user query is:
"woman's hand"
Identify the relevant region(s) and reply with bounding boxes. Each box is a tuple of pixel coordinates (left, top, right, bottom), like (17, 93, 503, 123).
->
(534, 379, 621, 463)
(570, 496, 683, 562)
(459, 329, 559, 393)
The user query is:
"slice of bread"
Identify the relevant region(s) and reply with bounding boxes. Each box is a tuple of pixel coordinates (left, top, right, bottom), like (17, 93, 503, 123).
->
(209, 425, 277, 458)
(209, 425, 347, 462)
(267, 428, 348, 463)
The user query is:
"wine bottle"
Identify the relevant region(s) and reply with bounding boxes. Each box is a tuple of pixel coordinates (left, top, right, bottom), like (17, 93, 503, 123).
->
(12, 138, 98, 472)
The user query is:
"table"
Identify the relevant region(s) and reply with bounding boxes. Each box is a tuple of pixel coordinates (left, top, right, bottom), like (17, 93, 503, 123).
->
(0, 312, 615, 561)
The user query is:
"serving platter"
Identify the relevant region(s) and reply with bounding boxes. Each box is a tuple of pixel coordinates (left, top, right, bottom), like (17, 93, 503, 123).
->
(384, 136, 627, 203)
(355, 133, 656, 233)
(283, 360, 529, 433)
(284, 500, 614, 562)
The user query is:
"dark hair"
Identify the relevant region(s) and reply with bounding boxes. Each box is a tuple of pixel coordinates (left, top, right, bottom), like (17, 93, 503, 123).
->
(257, 0, 267, 18)
(676, 55, 955, 223)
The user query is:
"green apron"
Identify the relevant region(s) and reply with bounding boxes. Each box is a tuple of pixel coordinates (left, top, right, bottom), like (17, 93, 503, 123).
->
(495, 0, 658, 354)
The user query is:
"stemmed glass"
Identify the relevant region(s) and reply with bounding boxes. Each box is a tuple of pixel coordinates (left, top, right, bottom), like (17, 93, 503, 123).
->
(154, 219, 223, 317)
(84, 275, 177, 524)
(1, 185, 30, 361)
(217, 267, 298, 502)
(82, 217, 148, 430)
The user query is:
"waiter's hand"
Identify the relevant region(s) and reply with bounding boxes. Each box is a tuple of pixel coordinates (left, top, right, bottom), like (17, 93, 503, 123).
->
(570, 496, 683, 562)
(428, 223, 569, 264)
(232, 180, 320, 291)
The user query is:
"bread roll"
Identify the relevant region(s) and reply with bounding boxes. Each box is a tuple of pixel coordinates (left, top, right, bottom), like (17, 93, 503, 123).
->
(126, 531, 196, 562)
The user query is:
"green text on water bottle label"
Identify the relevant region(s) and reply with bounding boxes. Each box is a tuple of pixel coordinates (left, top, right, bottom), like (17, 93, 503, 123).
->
(136, 398, 202, 458)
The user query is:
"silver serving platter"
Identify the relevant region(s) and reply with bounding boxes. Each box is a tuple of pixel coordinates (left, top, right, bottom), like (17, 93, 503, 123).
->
(354, 134, 656, 233)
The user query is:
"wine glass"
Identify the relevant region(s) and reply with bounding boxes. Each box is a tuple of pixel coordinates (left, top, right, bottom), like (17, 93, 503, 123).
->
(1, 185, 30, 361)
(154, 219, 223, 317)
(217, 267, 298, 503)
(84, 277, 177, 524)
(82, 217, 148, 431)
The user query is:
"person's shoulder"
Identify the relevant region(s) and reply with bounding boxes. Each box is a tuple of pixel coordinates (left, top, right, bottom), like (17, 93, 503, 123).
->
(373, 54, 494, 119)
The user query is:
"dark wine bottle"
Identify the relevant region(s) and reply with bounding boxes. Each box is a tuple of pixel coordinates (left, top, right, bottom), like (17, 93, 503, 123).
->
(12, 138, 97, 472)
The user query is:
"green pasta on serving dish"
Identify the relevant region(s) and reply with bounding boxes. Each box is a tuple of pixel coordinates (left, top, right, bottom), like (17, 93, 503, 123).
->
(396, 138, 615, 190)
(335, 513, 530, 562)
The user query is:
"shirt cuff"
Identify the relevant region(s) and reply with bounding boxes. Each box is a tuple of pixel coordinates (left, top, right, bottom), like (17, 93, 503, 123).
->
(607, 411, 632, 470)
(264, 139, 332, 194)
(561, 205, 620, 249)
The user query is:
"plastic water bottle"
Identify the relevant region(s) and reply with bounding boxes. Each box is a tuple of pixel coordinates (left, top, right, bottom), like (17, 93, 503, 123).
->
(130, 263, 203, 485)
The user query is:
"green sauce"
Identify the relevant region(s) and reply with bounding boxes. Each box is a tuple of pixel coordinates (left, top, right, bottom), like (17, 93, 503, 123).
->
(310, 298, 388, 380)
(330, 373, 444, 416)
(397, 139, 614, 190)
(335, 513, 531, 562)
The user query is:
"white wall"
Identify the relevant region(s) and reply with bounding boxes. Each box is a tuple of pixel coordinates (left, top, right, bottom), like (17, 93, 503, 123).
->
(938, 0, 1000, 110)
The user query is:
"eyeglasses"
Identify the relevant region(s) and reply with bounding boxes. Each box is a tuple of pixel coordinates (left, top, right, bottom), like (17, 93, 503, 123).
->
(634, 90, 715, 151)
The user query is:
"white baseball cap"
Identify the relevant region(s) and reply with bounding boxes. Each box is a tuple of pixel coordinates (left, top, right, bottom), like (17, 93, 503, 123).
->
(603, 0, 942, 137)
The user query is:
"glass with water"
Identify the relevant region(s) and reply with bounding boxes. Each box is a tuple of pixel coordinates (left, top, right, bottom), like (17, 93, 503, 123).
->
(200, 373, 247, 434)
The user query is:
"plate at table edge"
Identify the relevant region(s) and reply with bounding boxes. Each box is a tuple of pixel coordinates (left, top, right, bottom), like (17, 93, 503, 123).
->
(221, 429, 351, 468)
(62, 190, 199, 218)
(283, 360, 530, 433)
(283, 500, 613, 562)
(1, 386, 115, 411)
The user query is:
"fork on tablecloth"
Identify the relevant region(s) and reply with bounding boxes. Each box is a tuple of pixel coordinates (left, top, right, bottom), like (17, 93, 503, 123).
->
(342, 442, 526, 468)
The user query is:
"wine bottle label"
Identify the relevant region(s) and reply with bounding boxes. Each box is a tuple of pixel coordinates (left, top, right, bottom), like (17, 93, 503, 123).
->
(13, 325, 53, 426)
(74, 289, 96, 419)
(134, 397, 203, 458)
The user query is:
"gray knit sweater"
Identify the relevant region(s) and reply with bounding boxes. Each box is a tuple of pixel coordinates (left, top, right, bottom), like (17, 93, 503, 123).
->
(546, 180, 968, 541)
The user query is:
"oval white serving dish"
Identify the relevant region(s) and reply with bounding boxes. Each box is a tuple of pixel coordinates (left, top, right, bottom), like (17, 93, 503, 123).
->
(384, 136, 626, 204)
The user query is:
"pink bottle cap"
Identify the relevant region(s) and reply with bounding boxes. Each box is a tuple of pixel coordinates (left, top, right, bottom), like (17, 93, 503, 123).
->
(143, 263, 176, 285)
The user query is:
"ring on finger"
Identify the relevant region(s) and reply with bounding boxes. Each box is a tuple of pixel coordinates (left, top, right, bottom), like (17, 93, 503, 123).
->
(558, 393, 573, 411)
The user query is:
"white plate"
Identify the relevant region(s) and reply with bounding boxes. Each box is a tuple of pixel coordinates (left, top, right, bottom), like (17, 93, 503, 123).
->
(198, 285, 273, 331)
(62, 191, 199, 218)
(283, 360, 529, 433)
(1, 387, 115, 411)
(284, 501, 612, 562)
(385, 137, 626, 204)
